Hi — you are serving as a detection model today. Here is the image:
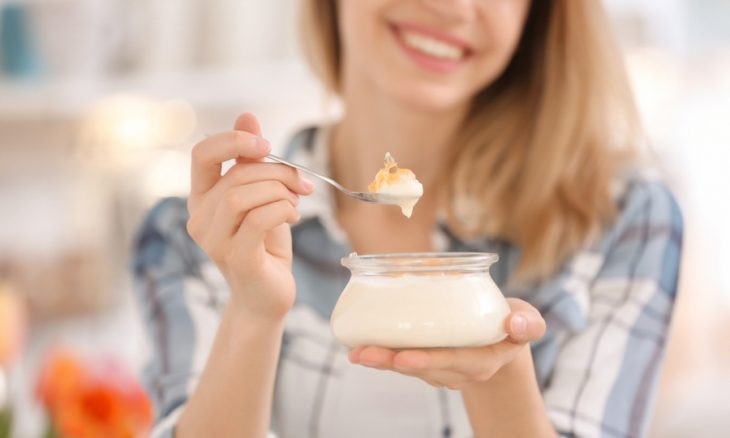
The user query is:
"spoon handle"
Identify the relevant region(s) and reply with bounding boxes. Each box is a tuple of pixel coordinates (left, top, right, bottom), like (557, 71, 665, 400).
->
(266, 154, 348, 193)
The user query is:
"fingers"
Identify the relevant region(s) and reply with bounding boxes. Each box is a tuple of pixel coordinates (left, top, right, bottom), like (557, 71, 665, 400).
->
(348, 347, 365, 364)
(393, 348, 493, 379)
(189, 162, 314, 235)
(233, 199, 301, 252)
(216, 163, 314, 198)
(352, 346, 496, 387)
(351, 346, 396, 370)
(207, 181, 301, 242)
(353, 346, 504, 388)
(190, 112, 266, 195)
(504, 298, 546, 344)
(234, 113, 262, 136)
(191, 130, 271, 195)
(351, 346, 467, 389)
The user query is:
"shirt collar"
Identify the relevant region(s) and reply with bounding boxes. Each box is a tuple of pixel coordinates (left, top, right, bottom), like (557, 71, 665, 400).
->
(288, 125, 350, 246)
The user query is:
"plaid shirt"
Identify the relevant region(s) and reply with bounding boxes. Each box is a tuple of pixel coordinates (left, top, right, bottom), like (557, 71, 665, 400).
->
(133, 126, 683, 438)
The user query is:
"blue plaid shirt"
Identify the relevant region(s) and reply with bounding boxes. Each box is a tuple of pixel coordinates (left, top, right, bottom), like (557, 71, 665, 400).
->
(133, 126, 683, 438)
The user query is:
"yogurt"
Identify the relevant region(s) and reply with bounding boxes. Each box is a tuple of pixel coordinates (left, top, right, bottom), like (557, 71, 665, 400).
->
(368, 153, 423, 218)
(331, 253, 510, 349)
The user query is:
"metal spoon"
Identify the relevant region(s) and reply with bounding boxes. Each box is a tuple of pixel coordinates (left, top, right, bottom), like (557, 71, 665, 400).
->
(266, 154, 414, 205)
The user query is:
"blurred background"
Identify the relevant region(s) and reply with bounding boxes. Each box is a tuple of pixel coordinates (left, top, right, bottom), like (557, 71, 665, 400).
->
(0, 0, 728, 436)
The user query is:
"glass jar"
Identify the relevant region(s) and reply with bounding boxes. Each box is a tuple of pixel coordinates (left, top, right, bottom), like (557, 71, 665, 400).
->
(331, 252, 511, 349)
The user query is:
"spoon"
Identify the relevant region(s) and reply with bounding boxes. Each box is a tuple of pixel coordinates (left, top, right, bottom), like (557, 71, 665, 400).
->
(266, 154, 415, 206)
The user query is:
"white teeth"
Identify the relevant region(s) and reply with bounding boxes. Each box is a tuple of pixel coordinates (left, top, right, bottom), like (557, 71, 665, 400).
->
(401, 31, 464, 61)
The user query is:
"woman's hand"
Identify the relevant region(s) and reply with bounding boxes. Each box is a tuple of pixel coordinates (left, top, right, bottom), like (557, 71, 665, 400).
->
(348, 298, 546, 390)
(186, 113, 314, 321)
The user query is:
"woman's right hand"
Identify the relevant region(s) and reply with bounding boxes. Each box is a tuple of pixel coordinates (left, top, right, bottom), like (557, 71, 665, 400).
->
(186, 113, 314, 322)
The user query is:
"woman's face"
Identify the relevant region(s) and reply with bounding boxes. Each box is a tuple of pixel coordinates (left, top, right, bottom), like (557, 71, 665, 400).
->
(338, 0, 532, 111)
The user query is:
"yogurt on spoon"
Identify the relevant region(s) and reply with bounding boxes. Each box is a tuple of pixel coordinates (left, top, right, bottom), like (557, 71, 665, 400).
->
(368, 153, 423, 217)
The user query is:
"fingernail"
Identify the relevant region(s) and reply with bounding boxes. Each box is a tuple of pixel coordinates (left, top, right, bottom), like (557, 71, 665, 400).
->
(511, 315, 528, 336)
(301, 176, 314, 191)
(256, 137, 271, 152)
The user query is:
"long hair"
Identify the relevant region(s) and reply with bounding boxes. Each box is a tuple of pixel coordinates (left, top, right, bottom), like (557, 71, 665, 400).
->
(299, 0, 640, 281)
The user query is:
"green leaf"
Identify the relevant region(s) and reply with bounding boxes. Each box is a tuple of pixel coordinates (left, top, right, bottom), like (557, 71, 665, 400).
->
(42, 420, 58, 438)
(0, 408, 11, 438)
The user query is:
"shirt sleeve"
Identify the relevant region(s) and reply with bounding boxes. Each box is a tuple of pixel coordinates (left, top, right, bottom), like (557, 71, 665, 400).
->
(132, 198, 230, 438)
(542, 180, 683, 437)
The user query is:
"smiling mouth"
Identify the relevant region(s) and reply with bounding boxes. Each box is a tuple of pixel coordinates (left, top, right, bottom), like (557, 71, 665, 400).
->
(401, 31, 464, 60)
(390, 23, 472, 64)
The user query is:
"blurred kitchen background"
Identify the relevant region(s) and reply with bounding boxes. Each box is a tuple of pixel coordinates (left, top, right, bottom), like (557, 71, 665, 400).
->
(0, 0, 728, 436)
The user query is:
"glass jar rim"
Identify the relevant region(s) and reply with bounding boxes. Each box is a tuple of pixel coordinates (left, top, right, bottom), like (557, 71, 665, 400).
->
(341, 252, 499, 274)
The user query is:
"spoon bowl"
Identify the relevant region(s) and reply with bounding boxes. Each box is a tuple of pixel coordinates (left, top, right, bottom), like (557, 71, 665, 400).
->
(266, 154, 417, 206)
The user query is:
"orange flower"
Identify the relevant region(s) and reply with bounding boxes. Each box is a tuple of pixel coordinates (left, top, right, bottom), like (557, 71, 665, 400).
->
(36, 350, 153, 438)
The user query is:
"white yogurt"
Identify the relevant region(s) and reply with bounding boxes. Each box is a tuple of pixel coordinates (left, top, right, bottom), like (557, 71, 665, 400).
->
(331, 273, 510, 349)
(375, 179, 423, 218)
(368, 152, 423, 218)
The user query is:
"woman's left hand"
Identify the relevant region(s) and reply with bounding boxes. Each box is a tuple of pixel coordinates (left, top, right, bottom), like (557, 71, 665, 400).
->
(348, 298, 546, 390)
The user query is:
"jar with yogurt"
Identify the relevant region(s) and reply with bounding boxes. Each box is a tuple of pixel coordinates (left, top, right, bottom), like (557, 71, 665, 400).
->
(331, 252, 511, 349)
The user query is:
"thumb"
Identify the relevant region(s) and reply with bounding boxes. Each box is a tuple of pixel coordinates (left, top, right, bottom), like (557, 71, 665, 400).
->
(504, 298, 546, 344)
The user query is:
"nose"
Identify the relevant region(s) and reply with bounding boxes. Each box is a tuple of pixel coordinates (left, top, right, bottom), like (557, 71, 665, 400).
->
(420, 0, 476, 20)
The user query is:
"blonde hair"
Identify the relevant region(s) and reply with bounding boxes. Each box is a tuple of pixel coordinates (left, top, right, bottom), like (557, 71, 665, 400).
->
(299, 0, 640, 281)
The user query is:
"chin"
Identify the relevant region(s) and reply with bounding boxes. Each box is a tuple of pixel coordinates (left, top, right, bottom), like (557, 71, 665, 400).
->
(387, 80, 472, 112)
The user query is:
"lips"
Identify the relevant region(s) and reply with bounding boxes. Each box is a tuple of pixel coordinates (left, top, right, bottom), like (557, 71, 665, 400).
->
(401, 31, 464, 61)
(390, 22, 473, 73)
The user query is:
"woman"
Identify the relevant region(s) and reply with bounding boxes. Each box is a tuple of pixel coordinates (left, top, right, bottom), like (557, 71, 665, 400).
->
(134, 1, 683, 437)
